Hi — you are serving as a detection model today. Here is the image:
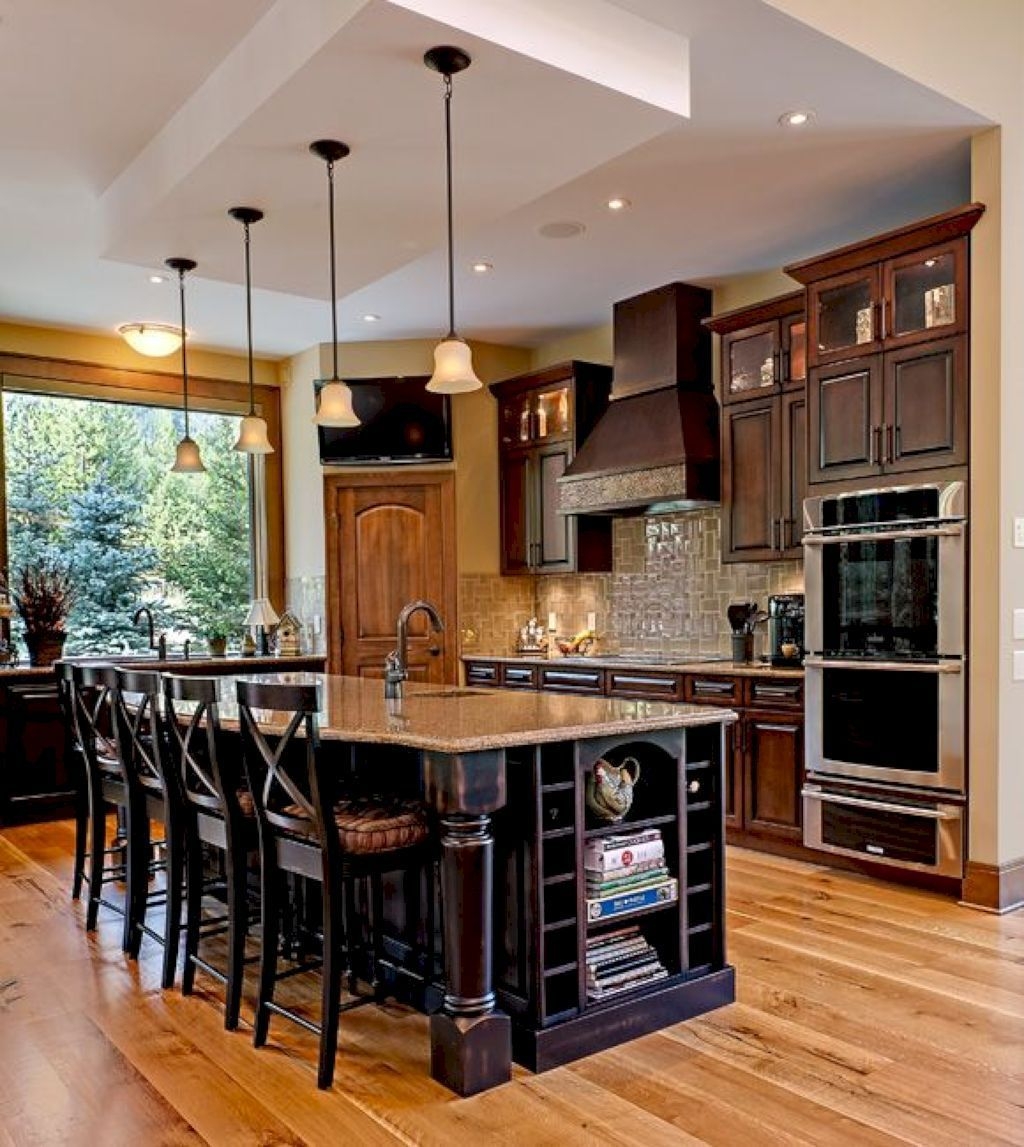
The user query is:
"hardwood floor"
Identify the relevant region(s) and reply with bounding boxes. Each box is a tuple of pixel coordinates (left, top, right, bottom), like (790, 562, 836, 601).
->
(1, 820, 1021, 1146)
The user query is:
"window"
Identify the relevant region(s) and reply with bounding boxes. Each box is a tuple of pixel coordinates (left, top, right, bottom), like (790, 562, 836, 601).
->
(2, 389, 253, 655)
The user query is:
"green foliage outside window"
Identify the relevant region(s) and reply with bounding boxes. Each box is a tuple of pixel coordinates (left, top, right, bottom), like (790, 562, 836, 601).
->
(3, 392, 252, 656)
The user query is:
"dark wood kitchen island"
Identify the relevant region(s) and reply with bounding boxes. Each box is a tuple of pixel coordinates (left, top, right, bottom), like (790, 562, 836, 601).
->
(211, 673, 737, 1096)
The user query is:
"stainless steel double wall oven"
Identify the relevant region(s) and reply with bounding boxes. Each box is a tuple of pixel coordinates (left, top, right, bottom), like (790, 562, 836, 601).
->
(802, 481, 966, 876)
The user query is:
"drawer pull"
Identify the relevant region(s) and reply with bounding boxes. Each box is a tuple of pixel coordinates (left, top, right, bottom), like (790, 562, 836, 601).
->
(544, 671, 600, 685)
(753, 684, 801, 698)
(612, 675, 675, 689)
(693, 680, 734, 694)
(505, 668, 533, 681)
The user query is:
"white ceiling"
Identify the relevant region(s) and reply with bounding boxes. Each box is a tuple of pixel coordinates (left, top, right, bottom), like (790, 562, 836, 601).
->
(0, 0, 988, 358)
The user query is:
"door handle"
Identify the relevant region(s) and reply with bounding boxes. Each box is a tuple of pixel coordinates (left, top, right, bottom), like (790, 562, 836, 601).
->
(804, 656, 963, 674)
(869, 424, 881, 466)
(885, 424, 895, 464)
(772, 517, 780, 551)
(802, 786, 959, 820)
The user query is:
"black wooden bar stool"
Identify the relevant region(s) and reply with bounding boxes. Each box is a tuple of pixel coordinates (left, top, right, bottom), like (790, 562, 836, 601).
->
(236, 677, 432, 1089)
(110, 668, 186, 988)
(163, 673, 259, 1029)
(64, 662, 132, 936)
(54, 660, 91, 901)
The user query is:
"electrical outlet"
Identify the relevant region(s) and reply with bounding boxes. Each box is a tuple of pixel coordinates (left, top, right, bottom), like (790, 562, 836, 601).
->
(1015, 518, 1024, 548)
(1015, 609, 1024, 640)
(1015, 651, 1024, 681)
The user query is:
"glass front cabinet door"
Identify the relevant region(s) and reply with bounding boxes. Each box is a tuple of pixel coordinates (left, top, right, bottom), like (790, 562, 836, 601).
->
(884, 245, 967, 348)
(808, 267, 881, 365)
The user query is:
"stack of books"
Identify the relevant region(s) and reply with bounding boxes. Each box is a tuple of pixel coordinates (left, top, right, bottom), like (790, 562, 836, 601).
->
(585, 925, 668, 1001)
(584, 827, 678, 922)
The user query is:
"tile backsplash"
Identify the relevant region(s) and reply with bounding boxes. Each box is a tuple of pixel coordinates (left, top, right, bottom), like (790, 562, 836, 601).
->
(459, 508, 803, 658)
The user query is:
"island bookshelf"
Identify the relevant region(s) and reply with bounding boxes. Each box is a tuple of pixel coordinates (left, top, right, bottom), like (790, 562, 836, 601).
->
(492, 723, 735, 1072)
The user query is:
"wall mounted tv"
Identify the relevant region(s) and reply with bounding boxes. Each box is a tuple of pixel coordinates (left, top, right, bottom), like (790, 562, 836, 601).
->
(315, 376, 453, 465)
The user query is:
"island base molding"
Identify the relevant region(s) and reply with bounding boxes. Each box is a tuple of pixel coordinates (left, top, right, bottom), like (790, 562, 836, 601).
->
(961, 856, 1024, 913)
(430, 1012, 513, 1096)
(510, 967, 736, 1074)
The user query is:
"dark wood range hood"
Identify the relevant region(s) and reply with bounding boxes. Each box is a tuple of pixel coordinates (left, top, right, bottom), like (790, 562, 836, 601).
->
(559, 282, 720, 516)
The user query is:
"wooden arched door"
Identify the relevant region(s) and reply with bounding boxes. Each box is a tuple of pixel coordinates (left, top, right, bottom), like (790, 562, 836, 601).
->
(324, 471, 457, 683)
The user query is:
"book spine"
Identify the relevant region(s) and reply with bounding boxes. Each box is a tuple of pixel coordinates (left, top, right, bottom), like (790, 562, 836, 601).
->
(586, 867, 670, 894)
(584, 839, 665, 872)
(588, 968, 669, 999)
(586, 878, 678, 922)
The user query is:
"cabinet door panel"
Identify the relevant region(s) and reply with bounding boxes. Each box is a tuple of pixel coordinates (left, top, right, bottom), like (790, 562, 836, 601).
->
(724, 722, 742, 832)
(883, 335, 967, 474)
(500, 452, 532, 574)
(780, 390, 806, 556)
(535, 445, 574, 571)
(721, 397, 779, 562)
(808, 266, 880, 365)
(883, 241, 967, 349)
(808, 356, 883, 484)
(722, 321, 778, 403)
(744, 714, 804, 841)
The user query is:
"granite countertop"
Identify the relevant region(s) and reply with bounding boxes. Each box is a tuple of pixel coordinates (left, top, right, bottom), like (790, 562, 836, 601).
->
(0, 653, 326, 683)
(170, 672, 737, 754)
(461, 652, 804, 679)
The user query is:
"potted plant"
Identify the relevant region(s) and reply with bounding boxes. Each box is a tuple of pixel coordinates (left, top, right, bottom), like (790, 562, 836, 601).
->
(207, 631, 229, 658)
(1, 562, 75, 666)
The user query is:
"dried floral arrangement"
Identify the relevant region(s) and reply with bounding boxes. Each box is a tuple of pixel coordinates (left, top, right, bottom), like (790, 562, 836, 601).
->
(0, 562, 75, 635)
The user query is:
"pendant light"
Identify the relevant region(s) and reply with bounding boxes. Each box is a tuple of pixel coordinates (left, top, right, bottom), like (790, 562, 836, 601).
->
(229, 206, 274, 455)
(118, 322, 182, 357)
(310, 139, 359, 427)
(424, 45, 481, 394)
(166, 257, 205, 474)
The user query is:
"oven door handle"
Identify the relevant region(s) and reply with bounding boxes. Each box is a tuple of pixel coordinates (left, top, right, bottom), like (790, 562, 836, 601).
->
(803, 657, 963, 674)
(802, 786, 959, 820)
(804, 525, 963, 545)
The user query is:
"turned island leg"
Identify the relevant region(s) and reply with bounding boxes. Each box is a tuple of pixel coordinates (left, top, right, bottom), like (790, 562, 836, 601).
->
(425, 750, 511, 1096)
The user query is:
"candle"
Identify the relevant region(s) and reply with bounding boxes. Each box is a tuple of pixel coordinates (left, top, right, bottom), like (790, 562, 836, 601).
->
(548, 612, 557, 632)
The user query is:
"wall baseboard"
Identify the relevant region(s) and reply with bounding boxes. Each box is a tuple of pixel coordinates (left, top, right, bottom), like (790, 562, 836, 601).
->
(961, 857, 1024, 913)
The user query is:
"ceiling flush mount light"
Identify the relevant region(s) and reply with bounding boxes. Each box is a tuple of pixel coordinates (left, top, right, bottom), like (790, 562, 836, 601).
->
(424, 45, 481, 395)
(778, 109, 814, 127)
(471, 261, 492, 274)
(606, 197, 631, 212)
(229, 206, 274, 455)
(166, 258, 205, 474)
(117, 321, 181, 357)
(309, 139, 360, 429)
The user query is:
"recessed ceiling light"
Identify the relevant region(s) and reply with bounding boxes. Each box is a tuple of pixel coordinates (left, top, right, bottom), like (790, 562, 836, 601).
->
(606, 197, 631, 212)
(148, 274, 166, 284)
(471, 261, 493, 273)
(538, 221, 586, 240)
(362, 313, 380, 323)
(778, 109, 814, 127)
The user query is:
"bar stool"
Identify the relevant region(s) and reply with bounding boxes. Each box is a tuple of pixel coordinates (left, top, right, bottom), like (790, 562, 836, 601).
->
(64, 662, 134, 937)
(54, 660, 90, 901)
(110, 668, 185, 988)
(236, 678, 432, 1089)
(163, 673, 258, 1029)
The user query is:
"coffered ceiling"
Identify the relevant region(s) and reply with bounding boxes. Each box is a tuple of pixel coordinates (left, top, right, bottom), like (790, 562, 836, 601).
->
(0, 0, 988, 357)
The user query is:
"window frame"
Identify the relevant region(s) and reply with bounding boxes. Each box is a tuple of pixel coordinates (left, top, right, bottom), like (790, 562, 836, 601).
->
(0, 352, 285, 614)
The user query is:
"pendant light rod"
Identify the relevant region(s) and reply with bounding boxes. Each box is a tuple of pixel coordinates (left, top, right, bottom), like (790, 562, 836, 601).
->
(228, 206, 263, 414)
(425, 46, 471, 340)
(165, 256, 196, 435)
(309, 140, 351, 381)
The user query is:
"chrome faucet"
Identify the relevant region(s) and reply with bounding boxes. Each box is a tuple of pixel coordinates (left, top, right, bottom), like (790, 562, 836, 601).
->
(384, 600, 444, 700)
(132, 606, 167, 660)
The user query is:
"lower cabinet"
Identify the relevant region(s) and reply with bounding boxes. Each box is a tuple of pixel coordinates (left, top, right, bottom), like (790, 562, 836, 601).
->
(462, 658, 807, 856)
(0, 681, 75, 823)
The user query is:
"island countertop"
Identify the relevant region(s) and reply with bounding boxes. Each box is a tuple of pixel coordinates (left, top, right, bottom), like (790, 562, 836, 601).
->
(194, 672, 737, 755)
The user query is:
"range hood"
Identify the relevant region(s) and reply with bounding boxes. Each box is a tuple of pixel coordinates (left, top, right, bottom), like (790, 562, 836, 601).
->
(559, 282, 720, 516)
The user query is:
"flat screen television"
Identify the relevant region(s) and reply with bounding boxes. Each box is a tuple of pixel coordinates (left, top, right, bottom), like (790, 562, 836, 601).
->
(315, 376, 453, 465)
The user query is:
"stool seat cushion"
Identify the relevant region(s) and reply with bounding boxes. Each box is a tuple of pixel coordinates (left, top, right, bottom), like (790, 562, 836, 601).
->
(279, 797, 429, 854)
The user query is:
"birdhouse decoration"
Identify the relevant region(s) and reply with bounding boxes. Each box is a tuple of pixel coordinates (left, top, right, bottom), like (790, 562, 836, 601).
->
(275, 610, 302, 657)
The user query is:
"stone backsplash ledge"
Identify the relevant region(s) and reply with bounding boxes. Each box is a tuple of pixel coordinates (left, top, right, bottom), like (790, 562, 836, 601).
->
(460, 508, 803, 658)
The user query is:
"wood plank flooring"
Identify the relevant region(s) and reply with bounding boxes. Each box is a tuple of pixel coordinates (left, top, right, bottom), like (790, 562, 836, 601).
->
(1, 820, 1021, 1146)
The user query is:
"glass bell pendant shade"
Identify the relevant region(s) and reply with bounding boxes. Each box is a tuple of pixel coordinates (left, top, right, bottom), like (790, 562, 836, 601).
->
(233, 413, 273, 454)
(426, 335, 482, 394)
(313, 379, 359, 427)
(171, 435, 206, 473)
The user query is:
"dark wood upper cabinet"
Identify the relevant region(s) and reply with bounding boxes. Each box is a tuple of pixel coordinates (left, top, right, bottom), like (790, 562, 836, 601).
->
(706, 292, 806, 562)
(787, 202, 982, 487)
(705, 291, 804, 404)
(491, 361, 612, 575)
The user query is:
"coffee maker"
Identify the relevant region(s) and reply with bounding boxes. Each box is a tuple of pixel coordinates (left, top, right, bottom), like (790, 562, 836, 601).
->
(768, 594, 804, 667)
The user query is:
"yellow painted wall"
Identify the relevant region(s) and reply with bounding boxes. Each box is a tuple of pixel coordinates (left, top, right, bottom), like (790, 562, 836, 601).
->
(280, 338, 531, 581)
(0, 320, 277, 387)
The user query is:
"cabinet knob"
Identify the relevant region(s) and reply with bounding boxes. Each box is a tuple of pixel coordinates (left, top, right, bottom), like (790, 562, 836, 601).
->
(688, 779, 701, 795)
